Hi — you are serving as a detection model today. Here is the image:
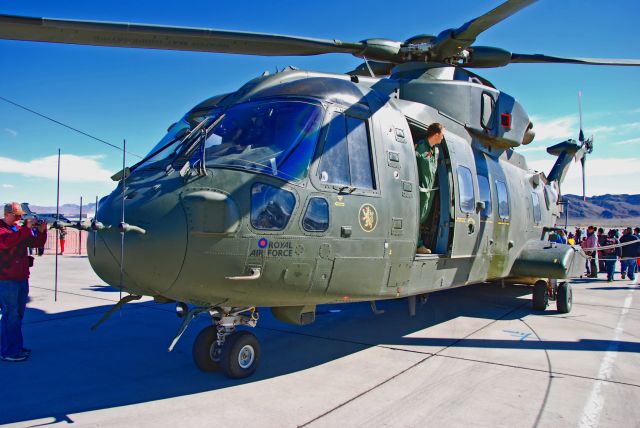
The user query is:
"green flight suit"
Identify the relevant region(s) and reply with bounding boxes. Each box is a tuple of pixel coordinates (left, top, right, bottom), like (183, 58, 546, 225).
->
(416, 140, 438, 245)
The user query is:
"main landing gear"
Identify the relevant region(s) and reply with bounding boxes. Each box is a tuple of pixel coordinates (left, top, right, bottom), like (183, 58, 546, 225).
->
(168, 306, 260, 378)
(532, 279, 572, 313)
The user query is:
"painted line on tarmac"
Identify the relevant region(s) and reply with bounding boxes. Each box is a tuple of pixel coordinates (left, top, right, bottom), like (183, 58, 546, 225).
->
(579, 289, 634, 428)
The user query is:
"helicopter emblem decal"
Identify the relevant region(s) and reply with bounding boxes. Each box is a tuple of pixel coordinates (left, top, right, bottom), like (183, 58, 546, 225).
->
(359, 204, 377, 232)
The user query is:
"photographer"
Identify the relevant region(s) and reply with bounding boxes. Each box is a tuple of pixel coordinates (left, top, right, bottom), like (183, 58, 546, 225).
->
(0, 202, 47, 362)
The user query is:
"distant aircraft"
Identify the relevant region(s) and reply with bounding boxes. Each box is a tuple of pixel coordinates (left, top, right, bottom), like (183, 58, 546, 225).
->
(20, 203, 71, 226)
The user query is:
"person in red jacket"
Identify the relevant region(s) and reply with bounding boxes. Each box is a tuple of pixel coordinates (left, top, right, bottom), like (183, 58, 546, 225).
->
(0, 202, 47, 362)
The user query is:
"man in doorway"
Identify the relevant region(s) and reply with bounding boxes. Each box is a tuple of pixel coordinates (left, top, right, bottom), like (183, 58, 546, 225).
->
(416, 122, 445, 254)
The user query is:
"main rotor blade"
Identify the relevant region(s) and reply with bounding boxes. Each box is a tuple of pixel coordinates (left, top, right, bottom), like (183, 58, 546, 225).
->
(510, 53, 640, 66)
(0, 14, 365, 57)
(431, 0, 536, 60)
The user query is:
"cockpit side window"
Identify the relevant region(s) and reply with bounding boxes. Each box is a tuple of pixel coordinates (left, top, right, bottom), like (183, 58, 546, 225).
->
(250, 183, 296, 231)
(318, 112, 376, 190)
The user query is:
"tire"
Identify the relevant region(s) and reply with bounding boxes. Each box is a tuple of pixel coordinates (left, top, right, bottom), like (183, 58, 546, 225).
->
(556, 282, 572, 314)
(532, 280, 548, 310)
(221, 330, 261, 379)
(192, 325, 221, 372)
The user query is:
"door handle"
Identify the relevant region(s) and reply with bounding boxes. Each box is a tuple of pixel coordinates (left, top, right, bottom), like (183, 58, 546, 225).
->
(226, 267, 261, 281)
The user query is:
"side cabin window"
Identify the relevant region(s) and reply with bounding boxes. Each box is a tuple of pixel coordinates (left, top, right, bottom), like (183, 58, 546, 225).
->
(531, 191, 542, 223)
(302, 197, 329, 232)
(495, 180, 510, 220)
(318, 112, 375, 190)
(477, 174, 492, 219)
(457, 166, 476, 213)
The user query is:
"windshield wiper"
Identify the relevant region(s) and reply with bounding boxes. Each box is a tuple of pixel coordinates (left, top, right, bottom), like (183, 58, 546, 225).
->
(132, 114, 218, 172)
(172, 114, 226, 176)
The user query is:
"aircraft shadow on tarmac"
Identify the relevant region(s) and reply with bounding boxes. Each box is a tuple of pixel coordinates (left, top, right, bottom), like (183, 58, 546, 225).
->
(1, 282, 639, 425)
(83, 284, 122, 293)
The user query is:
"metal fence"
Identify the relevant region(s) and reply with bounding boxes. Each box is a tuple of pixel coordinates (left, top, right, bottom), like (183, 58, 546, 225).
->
(41, 229, 88, 255)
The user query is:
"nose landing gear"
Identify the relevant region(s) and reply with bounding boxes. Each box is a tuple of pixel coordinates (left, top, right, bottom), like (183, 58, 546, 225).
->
(532, 279, 572, 313)
(169, 306, 260, 378)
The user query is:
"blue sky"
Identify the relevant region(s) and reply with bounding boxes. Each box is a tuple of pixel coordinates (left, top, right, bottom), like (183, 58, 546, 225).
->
(1, 0, 639, 205)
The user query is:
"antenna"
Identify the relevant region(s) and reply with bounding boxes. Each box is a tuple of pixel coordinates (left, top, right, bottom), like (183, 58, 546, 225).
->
(119, 139, 126, 301)
(54, 149, 61, 302)
(78, 196, 83, 255)
(93, 195, 98, 257)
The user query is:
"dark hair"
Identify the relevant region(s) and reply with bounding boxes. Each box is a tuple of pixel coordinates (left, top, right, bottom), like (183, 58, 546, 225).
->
(426, 123, 444, 139)
(598, 227, 604, 234)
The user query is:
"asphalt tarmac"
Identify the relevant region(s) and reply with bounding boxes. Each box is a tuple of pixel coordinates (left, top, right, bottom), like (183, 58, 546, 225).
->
(1, 255, 638, 427)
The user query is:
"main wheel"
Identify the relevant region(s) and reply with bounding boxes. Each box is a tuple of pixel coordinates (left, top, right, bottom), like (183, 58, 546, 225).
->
(532, 280, 548, 310)
(192, 325, 222, 372)
(556, 282, 572, 314)
(221, 330, 261, 379)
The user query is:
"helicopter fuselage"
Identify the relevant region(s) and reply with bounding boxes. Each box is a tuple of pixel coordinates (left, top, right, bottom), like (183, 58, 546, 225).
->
(88, 63, 584, 319)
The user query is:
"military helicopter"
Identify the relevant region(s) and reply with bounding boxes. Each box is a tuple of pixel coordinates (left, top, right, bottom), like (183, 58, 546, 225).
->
(2, 0, 639, 379)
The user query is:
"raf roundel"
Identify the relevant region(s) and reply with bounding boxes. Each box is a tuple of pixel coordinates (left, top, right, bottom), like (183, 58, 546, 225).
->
(258, 238, 268, 249)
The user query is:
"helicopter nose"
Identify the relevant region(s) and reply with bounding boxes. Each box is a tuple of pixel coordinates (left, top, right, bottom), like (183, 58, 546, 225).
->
(88, 186, 188, 295)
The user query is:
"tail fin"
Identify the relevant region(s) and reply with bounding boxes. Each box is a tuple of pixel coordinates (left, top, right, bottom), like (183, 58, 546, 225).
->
(547, 92, 594, 197)
(20, 202, 33, 215)
(546, 137, 593, 193)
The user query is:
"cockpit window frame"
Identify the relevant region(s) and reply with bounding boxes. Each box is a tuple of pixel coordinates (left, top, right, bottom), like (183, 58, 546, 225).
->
(310, 105, 380, 197)
(169, 97, 327, 185)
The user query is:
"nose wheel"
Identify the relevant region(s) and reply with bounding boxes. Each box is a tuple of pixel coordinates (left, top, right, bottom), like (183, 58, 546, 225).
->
(531, 279, 572, 314)
(188, 307, 261, 378)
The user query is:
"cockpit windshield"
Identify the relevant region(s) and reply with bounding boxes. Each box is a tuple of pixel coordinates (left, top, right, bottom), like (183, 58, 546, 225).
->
(178, 99, 324, 182)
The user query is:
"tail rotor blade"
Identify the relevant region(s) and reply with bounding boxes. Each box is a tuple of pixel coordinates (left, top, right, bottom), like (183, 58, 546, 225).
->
(578, 91, 585, 142)
(581, 156, 586, 202)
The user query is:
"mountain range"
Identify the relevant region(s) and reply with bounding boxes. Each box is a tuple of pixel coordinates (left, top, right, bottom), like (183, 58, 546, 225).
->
(563, 194, 640, 222)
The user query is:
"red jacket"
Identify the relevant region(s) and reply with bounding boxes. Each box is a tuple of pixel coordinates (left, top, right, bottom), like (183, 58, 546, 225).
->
(0, 220, 47, 281)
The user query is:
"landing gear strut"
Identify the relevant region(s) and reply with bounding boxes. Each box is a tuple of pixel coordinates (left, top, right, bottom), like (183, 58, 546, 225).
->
(169, 306, 260, 378)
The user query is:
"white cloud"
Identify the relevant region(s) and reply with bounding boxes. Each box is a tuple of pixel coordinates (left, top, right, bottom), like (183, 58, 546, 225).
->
(517, 145, 547, 153)
(0, 154, 113, 182)
(616, 137, 640, 145)
(528, 157, 640, 196)
(621, 122, 640, 131)
(530, 115, 577, 142)
(4, 128, 18, 137)
(588, 125, 616, 135)
(531, 115, 640, 146)
(1, 184, 14, 188)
